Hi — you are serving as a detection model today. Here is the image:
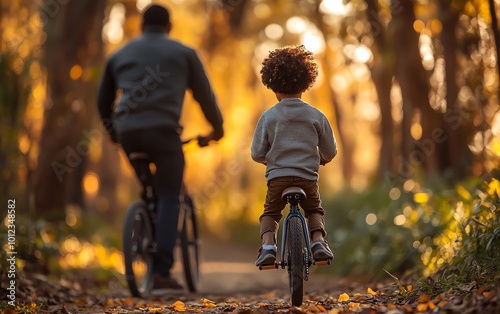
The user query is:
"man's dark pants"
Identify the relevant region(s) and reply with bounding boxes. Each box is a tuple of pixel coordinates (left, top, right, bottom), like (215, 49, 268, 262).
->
(119, 127, 184, 276)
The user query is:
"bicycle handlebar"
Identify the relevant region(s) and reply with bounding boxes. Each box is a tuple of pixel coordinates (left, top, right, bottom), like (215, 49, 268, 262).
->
(182, 135, 213, 147)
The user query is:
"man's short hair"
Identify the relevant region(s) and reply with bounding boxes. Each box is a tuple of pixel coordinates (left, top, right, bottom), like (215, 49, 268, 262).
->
(142, 4, 170, 27)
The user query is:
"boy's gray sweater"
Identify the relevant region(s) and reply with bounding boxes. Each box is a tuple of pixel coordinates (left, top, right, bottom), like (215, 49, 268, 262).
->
(251, 98, 337, 181)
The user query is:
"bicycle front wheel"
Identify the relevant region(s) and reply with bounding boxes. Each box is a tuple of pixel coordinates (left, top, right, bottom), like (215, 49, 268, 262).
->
(180, 199, 200, 292)
(123, 200, 154, 298)
(287, 216, 305, 306)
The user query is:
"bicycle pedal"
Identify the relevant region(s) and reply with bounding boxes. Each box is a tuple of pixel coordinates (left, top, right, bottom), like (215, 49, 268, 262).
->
(313, 259, 331, 266)
(259, 263, 277, 270)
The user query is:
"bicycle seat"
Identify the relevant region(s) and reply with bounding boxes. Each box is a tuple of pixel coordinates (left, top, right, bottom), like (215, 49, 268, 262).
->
(281, 187, 307, 202)
(129, 152, 150, 161)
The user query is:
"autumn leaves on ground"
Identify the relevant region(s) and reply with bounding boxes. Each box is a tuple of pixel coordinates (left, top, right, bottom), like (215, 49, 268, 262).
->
(1, 235, 499, 314)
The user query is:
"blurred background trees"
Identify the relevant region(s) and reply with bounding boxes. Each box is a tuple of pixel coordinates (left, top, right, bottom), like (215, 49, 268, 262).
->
(1, 0, 499, 279)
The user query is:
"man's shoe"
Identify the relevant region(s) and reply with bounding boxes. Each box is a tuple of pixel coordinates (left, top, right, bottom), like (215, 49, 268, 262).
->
(311, 240, 334, 261)
(255, 246, 277, 266)
(152, 274, 184, 292)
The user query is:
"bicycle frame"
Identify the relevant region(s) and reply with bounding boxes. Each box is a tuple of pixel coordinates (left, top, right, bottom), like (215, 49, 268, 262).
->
(124, 145, 201, 296)
(279, 195, 313, 269)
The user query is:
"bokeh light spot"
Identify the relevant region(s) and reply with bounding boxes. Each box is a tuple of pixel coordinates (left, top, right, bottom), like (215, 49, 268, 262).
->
(365, 213, 377, 225)
(70, 65, 83, 80)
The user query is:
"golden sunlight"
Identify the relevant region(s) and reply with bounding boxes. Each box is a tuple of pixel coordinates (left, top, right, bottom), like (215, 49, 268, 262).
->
(365, 213, 377, 225)
(413, 20, 425, 33)
(414, 192, 429, 204)
(254, 3, 271, 19)
(320, 0, 349, 16)
(286, 16, 308, 34)
(264, 23, 284, 41)
(136, 0, 152, 11)
(103, 3, 125, 44)
(18, 133, 31, 154)
(69, 65, 83, 80)
(301, 27, 325, 54)
(393, 214, 406, 226)
(411, 122, 423, 140)
(83, 172, 100, 197)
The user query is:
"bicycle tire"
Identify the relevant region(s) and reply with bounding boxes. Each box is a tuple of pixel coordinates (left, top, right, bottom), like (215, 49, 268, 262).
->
(123, 200, 154, 298)
(287, 216, 305, 306)
(180, 200, 200, 292)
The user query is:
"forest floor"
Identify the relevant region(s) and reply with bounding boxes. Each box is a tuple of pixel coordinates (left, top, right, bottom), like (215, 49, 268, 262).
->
(2, 236, 499, 314)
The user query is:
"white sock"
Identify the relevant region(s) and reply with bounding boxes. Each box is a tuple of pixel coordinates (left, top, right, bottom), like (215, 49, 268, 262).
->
(262, 244, 277, 251)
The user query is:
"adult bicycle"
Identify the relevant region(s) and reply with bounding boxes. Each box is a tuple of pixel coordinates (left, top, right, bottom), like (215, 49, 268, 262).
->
(259, 187, 331, 306)
(122, 138, 201, 298)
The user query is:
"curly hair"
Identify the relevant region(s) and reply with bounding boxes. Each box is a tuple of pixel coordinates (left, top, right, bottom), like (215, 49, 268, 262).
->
(260, 45, 318, 94)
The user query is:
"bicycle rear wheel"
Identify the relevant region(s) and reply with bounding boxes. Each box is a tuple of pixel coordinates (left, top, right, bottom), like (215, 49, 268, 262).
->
(287, 216, 305, 306)
(179, 198, 200, 292)
(123, 200, 154, 298)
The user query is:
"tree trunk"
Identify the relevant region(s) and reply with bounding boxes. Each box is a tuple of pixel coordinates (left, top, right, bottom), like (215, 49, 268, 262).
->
(389, 0, 442, 178)
(312, 1, 354, 183)
(438, 0, 474, 178)
(33, 0, 106, 219)
(365, 0, 396, 181)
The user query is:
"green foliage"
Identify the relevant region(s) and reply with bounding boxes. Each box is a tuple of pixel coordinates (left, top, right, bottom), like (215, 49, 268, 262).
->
(0, 212, 122, 284)
(322, 182, 441, 279)
(418, 173, 500, 295)
(0, 215, 67, 275)
(322, 174, 500, 280)
(0, 301, 42, 313)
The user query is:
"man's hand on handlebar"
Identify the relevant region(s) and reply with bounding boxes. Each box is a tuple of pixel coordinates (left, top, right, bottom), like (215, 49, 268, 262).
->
(197, 129, 223, 147)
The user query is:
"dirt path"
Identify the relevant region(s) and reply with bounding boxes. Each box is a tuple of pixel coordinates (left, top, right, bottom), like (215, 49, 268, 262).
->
(169, 236, 346, 297)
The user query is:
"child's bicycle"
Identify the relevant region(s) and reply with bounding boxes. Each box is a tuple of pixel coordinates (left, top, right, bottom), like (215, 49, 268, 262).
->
(259, 187, 331, 306)
(122, 138, 201, 298)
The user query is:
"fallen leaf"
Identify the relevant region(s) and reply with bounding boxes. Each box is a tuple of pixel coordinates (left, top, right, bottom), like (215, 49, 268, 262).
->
(338, 293, 350, 302)
(417, 294, 430, 303)
(433, 294, 444, 302)
(476, 284, 490, 295)
(416, 303, 428, 312)
(201, 298, 217, 308)
(172, 300, 186, 312)
(2, 309, 17, 314)
(428, 301, 437, 310)
(483, 290, 496, 298)
(104, 299, 115, 306)
(347, 302, 361, 311)
(289, 307, 306, 313)
(367, 287, 377, 296)
(263, 291, 276, 298)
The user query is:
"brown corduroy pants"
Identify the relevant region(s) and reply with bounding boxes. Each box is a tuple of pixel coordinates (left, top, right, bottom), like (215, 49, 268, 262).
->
(259, 176, 327, 240)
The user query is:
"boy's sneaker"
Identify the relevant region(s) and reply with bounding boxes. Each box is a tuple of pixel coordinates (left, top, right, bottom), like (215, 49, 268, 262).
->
(311, 240, 334, 261)
(255, 245, 277, 266)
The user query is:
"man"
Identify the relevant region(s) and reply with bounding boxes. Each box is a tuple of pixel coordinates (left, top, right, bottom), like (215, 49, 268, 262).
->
(97, 4, 223, 290)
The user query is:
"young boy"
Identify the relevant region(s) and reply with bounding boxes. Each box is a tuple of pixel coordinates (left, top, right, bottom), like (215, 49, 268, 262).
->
(251, 45, 337, 266)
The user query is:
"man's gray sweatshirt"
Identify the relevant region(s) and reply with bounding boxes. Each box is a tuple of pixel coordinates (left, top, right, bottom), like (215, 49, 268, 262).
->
(251, 98, 337, 181)
(97, 27, 223, 139)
